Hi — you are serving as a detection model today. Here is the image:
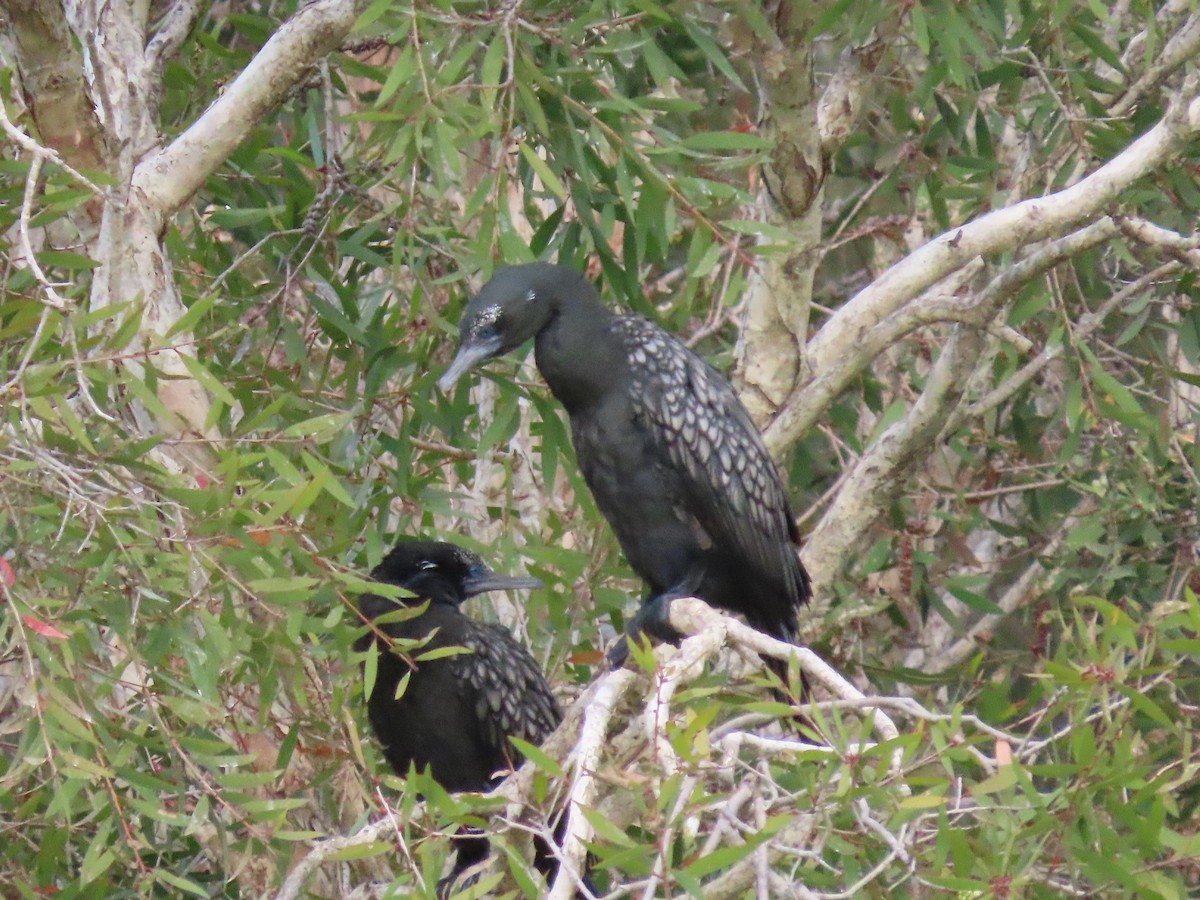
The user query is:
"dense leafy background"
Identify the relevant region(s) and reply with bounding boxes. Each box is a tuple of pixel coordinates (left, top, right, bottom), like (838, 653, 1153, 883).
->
(2, 0, 1199, 896)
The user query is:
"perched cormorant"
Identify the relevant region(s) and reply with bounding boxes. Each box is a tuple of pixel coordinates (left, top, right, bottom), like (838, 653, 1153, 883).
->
(438, 263, 812, 676)
(354, 539, 564, 892)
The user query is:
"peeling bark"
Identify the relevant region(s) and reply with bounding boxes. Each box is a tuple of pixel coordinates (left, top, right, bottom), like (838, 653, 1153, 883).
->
(2, 0, 109, 229)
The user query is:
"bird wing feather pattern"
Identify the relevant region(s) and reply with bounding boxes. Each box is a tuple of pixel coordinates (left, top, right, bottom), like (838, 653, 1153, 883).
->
(453, 621, 562, 766)
(614, 317, 810, 627)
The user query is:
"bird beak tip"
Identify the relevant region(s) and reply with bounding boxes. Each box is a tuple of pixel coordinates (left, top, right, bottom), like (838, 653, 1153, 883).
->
(463, 574, 543, 595)
(435, 367, 460, 394)
(436, 339, 501, 394)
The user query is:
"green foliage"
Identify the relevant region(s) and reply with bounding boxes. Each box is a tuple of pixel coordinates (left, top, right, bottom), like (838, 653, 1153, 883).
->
(3, 0, 1200, 896)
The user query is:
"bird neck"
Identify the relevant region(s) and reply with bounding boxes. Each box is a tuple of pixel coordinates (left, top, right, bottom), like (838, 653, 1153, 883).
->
(534, 287, 624, 412)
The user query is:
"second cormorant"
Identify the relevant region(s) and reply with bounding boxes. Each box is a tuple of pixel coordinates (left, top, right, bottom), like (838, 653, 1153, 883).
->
(355, 538, 565, 894)
(437, 263, 812, 673)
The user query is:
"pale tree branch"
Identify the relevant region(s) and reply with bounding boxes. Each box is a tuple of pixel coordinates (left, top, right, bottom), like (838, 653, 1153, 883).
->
(930, 217, 1124, 437)
(1114, 214, 1200, 270)
(764, 82, 1200, 456)
(0, 96, 105, 195)
(1109, 7, 1200, 117)
(12, 155, 67, 310)
(816, 28, 892, 155)
(802, 328, 982, 598)
(134, 0, 368, 215)
(282, 599, 1032, 898)
(548, 669, 638, 900)
(144, 0, 203, 86)
(275, 819, 393, 900)
(1120, 0, 1194, 73)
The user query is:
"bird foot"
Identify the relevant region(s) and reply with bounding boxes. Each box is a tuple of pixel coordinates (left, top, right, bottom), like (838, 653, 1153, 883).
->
(605, 593, 686, 669)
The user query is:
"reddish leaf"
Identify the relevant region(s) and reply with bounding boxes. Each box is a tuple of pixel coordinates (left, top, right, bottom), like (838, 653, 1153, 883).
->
(568, 649, 605, 665)
(0, 557, 13, 587)
(195, 472, 209, 489)
(22, 614, 68, 640)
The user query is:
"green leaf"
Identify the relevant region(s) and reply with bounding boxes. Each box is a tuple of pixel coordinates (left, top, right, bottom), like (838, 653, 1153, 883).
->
(36, 250, 99, 270)
(324, 841, 394, 861)
(899, 792, 948, 810)
(507, 737, 564, 779)
(579, 807, 636, 847)
(519, 142, 568, 200)
(153, 870, 211, 897)
(680, 131, 771, 153)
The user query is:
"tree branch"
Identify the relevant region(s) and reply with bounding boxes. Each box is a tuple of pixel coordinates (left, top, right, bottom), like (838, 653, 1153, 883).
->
(547, 668, 637, 900)
(275, 819, 393, 900)
(144, 0, 203, 89)
(1109, 8, 1200, 117)
(1114, 214, 1200, 270)
(764, 83, 1200, 456)
(802, 327, 981, 597)
(134, 0, 368, 215)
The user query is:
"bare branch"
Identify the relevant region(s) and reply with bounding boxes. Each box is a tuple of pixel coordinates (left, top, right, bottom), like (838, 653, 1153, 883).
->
(665, 598, 902, 749)
(1115, 214, 1200, 270)
(644, 621, 725, 774)
(0, 97, 104, 195)
(956, 261, 1178, 426)
(134, 0, 368, 215)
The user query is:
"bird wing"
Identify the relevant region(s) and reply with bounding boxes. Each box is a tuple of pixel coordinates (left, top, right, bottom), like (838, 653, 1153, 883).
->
(451, 621, 562, 768)
(615, 316, 810, 616)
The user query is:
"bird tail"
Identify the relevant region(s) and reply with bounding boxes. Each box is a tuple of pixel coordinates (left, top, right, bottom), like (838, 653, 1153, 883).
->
(753, 620, 811, 727)
(536, 807, 598, 899)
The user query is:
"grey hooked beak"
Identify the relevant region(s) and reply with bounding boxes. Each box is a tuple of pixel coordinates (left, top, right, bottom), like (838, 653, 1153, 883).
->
(437, 337, 504, 393)
(461, 570, 543, 597)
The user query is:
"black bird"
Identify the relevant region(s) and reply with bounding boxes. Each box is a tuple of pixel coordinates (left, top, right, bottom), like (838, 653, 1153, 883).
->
(354, 539, 564, 893)
(438, 263, 812, 679)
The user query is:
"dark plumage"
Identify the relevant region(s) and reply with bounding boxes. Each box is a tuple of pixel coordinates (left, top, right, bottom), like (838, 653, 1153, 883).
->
(354, 539, 564, 891)
(438, 263, 812, 672)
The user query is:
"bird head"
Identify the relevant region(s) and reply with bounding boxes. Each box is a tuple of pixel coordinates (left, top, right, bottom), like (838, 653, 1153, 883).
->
(437, 263, 577, 392)
(370, 539, 542, 605)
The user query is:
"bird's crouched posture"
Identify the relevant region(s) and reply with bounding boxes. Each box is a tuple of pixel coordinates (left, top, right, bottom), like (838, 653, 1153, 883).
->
(439, 263, 812, 700)
(354, 539, 568, 895)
